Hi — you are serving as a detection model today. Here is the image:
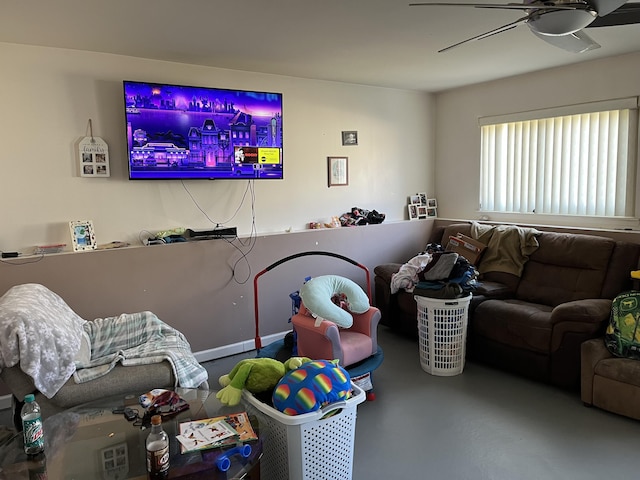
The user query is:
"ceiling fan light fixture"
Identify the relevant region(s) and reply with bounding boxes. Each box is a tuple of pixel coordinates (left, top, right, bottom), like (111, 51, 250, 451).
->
(527, 8, 597, 36)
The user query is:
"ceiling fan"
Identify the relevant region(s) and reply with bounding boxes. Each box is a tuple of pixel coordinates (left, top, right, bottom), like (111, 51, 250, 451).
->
(409, 0, 640, 53)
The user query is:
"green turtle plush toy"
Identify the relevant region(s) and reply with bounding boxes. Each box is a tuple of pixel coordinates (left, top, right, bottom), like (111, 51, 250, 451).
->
(216, 356, 311, 406)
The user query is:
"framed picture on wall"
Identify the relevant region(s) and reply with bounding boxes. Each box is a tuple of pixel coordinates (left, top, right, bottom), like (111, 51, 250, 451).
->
(328, 156, 349, 187)
(342, 131, 358, 146)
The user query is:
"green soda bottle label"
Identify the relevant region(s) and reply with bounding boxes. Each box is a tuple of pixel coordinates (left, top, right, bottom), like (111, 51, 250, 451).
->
(23, 414, 44, 450)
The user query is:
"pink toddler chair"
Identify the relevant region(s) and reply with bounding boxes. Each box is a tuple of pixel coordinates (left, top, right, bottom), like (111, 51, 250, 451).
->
(291, 302, 381, 369)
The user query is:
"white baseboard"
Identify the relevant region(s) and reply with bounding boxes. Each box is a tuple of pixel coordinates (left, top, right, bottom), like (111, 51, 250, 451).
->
(0, 331, 290, 413)
(193, 331, 288, 363)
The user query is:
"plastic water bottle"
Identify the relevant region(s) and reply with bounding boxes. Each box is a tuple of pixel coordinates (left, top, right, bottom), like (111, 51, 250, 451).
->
(21, 394, 44, 455)
(146, 415, 169, 479)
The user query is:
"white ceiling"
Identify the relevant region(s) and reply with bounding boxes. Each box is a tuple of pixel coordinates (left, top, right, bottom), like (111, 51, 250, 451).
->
(2, 0, 640, 92)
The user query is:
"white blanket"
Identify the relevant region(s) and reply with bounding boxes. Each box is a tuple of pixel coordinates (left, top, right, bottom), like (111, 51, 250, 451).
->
(0, 284, 87, 398)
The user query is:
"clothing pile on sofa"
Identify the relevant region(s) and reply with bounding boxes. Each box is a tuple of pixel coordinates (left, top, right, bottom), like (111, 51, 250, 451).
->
(390, 243, 478, 298)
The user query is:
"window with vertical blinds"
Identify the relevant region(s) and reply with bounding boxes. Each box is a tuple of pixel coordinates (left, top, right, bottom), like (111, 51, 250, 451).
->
(479, 99, 638, 218)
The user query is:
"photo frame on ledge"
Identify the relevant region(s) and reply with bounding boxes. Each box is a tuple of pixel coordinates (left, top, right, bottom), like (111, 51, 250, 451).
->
(417, 206, 428, 219)
(69, 220, 97, 251)
(408, 203, 419, 221)
(328, 156, 349, 187)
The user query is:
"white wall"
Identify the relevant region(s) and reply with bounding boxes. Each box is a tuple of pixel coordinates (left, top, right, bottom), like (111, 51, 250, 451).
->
(434, 51, 640, 231)
(0, 42, 435, 252)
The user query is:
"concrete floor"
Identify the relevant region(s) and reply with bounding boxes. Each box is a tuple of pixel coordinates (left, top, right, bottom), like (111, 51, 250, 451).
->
(2, 327, 637, 479)
(352, 328, 638, 480)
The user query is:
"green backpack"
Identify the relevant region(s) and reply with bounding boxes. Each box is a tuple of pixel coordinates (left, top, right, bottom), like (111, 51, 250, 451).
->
(605, 291, 640, 360)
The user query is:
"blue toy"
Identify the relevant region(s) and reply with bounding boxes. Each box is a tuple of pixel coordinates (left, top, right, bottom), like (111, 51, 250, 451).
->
(272, 359, 351, 415)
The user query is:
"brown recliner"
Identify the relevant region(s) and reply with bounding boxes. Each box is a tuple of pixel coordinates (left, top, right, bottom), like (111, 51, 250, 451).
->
(581, 337, 640, 421)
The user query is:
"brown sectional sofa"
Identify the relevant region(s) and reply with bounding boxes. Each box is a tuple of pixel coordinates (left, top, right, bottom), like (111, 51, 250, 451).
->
(374, 222, 640, 390)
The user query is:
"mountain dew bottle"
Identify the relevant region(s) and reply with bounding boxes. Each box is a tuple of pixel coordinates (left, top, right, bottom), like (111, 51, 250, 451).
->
(21, 394, 44, 455)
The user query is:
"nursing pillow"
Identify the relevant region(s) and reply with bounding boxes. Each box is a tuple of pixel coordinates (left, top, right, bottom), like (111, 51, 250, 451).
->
(299, 275, 370, 328)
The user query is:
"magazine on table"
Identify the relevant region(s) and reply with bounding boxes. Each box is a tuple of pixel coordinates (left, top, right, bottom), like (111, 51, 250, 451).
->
(177, 411, 258, 453)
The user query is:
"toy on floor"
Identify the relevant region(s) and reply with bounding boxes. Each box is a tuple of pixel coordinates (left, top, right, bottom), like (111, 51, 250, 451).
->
(272, 359, 352, 415)
(216, 356, 310, 406)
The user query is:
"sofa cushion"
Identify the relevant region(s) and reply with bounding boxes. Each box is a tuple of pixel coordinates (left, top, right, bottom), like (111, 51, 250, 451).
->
(473, 299, 553, 353)
(516, 233, 615, 306)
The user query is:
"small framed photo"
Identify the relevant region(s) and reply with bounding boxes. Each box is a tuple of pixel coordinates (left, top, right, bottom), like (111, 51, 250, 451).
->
(427, 198, 438, 208)
(417, 193, 427, 206)
(328, 156, 349, 187)
(78, 136, 110, 177)
(341, 131, 358, 146)
(408, 203, 420, 221)
(417, 206, 428, 219)
(409, 194, 421, 205)
(427, 207, 438, 217)
(69, 220, 97, 251)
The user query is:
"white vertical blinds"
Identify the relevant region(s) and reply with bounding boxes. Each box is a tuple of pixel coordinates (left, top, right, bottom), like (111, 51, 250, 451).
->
(480, 106, 636, 217)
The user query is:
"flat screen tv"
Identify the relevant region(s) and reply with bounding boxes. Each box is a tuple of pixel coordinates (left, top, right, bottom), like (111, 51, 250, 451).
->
(123, 80, 283, 180)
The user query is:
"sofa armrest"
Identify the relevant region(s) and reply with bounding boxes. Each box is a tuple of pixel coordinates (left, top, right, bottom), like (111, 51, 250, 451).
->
(373, 263, 403, 285)
(580, 337, 610, 405)
(549, 299, 611, 351)
(291, 312, 342, 361)
(349, 307, 381, 337)
(550, 299, 612, 325)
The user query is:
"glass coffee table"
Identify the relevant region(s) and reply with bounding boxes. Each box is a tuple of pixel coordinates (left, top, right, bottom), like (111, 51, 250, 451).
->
(0, 387, 262, 479)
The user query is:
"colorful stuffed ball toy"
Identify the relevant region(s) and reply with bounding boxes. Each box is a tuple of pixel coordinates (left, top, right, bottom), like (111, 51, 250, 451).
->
(272, 360, 352, 415)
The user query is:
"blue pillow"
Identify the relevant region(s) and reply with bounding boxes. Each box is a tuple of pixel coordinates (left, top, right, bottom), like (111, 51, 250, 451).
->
(299, 275, 369, 328)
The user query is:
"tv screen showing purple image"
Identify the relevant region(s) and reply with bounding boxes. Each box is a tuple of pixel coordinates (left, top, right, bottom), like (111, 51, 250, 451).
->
(123, 81, 283, 180)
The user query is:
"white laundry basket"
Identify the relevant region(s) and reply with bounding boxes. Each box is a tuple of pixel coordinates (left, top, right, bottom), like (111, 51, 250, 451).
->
(415, 294, 472, 376)
(244, 383, 365, 480)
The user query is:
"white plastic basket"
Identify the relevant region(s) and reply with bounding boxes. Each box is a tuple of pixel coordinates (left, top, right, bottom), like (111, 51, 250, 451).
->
(244, 382, 365, 480)
(415, 294, 471, 376)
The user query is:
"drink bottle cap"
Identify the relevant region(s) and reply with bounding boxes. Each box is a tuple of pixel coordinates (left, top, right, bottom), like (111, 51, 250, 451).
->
(151, 415, 162, 426)
(24, 394, 35, 403)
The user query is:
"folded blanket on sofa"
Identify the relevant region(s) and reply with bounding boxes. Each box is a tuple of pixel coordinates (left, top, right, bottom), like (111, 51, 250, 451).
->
(74, 311, 209, 390)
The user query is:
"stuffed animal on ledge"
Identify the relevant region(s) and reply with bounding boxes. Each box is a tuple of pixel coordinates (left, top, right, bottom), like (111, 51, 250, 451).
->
(216, 357, 311, 406)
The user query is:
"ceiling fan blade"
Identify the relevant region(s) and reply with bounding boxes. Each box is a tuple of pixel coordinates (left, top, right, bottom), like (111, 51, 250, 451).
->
(409, 2, 580, 11)
(530, 29, 601, 52)
(588, 3, 640, 27)
(438, 16, 528, 52)
(589, 0, 629, 17)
